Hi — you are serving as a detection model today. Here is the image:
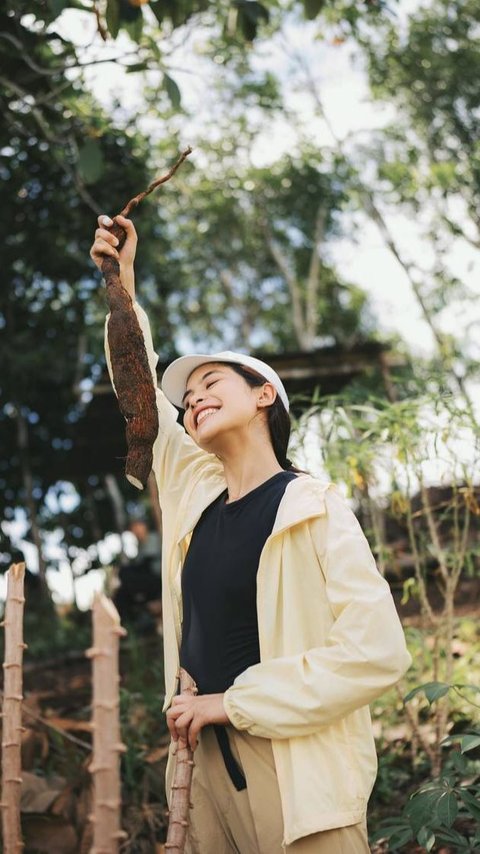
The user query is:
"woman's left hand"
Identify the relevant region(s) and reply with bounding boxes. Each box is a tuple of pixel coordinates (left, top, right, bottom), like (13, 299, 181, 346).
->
(166, 693, 229, 750)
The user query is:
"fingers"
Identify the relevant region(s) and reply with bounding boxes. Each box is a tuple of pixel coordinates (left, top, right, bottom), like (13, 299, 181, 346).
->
(188, 720, 201, 751)
(89, 233, 119, 267)
(166, 708, 178, 742)
(115, 214, 137, 238)
(172, 709, 194, 747)
(97, 214, 113, 228)
(92, 213, 137, 272)
(166, 698, 190, 742)
(96, 213, 137, 241)
(90, 217, 120, 268)
(167, 697, 203, 750)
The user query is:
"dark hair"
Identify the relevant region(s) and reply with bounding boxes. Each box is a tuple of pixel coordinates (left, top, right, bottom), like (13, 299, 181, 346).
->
(225, 363, 302, 473)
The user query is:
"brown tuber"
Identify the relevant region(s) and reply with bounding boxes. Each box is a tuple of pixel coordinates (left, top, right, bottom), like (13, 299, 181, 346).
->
(103, 146, 192, 489)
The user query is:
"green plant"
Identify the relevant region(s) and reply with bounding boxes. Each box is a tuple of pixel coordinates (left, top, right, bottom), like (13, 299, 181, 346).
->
(372, 684, 480, 852)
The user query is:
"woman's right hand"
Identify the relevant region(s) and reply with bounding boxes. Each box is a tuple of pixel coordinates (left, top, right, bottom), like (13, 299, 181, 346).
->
(90, 214, 138, 301)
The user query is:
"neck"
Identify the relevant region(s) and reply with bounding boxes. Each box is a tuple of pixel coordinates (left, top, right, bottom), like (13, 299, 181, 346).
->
(215, 432, 285, 502)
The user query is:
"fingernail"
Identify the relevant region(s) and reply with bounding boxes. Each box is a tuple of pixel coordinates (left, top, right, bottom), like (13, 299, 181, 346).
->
(113, 237, 119, 246)
(102, 215, 113, 226)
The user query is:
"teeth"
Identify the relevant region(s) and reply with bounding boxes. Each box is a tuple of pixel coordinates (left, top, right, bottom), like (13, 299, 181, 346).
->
(196, 408, 218, 426)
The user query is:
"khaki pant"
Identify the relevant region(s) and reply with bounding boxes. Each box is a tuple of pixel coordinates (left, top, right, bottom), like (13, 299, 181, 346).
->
(180, 726, 370, 853)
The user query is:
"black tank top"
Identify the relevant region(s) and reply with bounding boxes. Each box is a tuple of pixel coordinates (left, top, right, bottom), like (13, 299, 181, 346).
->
(180, 471, 297, 694)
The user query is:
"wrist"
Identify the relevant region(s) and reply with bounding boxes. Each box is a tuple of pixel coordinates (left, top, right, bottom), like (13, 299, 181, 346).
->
(120, 264, 135, 301)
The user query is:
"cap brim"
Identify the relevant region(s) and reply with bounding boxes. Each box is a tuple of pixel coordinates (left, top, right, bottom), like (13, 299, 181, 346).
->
(161, 354, 223, 409)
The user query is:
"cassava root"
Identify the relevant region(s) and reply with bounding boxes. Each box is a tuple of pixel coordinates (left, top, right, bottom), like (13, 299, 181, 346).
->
(165, 668, 198, 853)
(103, 146, 192, 489)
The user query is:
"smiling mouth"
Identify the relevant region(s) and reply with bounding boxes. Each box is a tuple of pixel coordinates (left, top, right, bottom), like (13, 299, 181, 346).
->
(196, 407, 220, 428)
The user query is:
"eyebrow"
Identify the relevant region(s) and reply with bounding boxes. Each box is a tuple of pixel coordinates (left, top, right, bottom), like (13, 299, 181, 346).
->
(181, 369, 223, 406)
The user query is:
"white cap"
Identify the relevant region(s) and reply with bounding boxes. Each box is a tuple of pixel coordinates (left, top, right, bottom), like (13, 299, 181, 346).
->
(161, 350, 289, 412)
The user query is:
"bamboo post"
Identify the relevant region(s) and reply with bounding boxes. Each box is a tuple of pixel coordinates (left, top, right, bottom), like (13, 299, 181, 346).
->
(1, 562, 26, 853)
(86, 594, 127, 853)
(165, 668, 198, 853)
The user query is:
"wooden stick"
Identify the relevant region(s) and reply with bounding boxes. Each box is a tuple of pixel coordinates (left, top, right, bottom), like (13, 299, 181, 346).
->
(165, 668, 198, 853)
(86, 594, 127, 853)
(103, 147, 193, 490)
(1, 562, 26, 853)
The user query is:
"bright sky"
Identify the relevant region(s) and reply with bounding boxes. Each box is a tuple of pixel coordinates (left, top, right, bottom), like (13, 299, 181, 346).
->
(6, 2, 479, 608)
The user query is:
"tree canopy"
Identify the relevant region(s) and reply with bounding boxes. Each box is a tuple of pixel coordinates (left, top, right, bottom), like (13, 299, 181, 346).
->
(1, 0, 478, 584)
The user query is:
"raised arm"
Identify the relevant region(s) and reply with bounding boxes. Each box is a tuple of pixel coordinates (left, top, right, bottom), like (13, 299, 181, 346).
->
(90, 216, 224, 511)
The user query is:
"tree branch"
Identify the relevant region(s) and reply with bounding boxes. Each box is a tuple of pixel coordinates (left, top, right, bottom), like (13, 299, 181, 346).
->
(305, 202, 327, 343)
(261, 218, 308, 349)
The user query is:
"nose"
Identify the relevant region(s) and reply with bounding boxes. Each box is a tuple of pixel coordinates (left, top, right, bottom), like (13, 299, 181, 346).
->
(191, 393, 205, 410)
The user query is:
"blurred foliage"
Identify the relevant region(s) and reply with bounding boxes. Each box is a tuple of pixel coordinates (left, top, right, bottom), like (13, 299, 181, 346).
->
(19, 0, 399, 50)
(2, 1, 480, 844)
(355, 0, 480, 396)
(372, 707, 480, 852)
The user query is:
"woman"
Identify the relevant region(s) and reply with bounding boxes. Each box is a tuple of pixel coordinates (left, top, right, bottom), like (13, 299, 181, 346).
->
(91, 215, 411, 854)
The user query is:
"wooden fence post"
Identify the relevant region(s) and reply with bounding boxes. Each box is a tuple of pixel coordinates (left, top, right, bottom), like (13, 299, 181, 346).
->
(1, 562, 26, 853)
(87, 593, 127, 853)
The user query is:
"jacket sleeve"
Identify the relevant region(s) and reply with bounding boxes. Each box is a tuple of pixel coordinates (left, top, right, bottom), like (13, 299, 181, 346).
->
(104, 302, 222, 509)
(223, 487, 412, 739)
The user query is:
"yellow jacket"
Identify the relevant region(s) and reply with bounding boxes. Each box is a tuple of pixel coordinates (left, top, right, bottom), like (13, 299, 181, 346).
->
(105, 303, 412, 845)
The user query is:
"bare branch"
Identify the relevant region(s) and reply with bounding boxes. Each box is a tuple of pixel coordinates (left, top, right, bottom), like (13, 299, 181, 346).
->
(305, 202, 327, 343)
(261, 219, 308, 349)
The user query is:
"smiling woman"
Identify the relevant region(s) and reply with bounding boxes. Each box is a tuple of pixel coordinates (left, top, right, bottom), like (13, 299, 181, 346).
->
(90, 215, 411, 853)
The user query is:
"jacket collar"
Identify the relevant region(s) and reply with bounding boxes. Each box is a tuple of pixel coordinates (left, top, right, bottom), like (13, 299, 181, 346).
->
(175, 469, 226, 547)
(175, 472, 332, 549)
(270, 475, 331, 537)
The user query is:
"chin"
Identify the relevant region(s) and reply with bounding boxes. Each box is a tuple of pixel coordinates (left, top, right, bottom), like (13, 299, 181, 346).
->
(194, 421, 227, 453)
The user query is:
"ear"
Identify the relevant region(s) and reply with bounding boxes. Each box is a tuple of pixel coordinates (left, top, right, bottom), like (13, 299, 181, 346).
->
(256, 382, 277, 408)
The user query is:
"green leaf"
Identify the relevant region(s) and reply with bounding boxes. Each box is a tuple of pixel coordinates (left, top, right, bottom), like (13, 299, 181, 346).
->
(124, 13, 144, 43)
(77, 139, 104, 185)
(417, 827, 435, 852)
(407, 788, 442, 833)
(150, 0, 165, 24)
(388, 827, 414, 849)
(150, 0, 208, 28)
(126, 62, 150, 73)
(449, 750, 467, 774)
(404, 681, 450, 705)
(106, 0, 120, 38)
(236, 0, 269, 23)
(460, 734, 480, 753)
(303, 0, 326, 20)
(235, 1, 269, 41)
(459, 789, 480, 821)
(149, 0, 165, 25)
(435, 827, 470, 848)
(436, 791, 458, 827)
(163, 73, 181, 109)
